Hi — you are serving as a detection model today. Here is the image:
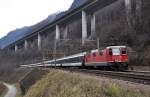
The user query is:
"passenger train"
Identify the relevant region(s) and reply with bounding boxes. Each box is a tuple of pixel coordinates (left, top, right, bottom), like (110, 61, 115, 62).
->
(21, 46, 129, 70)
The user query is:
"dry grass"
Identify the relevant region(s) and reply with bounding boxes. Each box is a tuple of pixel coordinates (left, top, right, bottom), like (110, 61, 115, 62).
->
(15, 83, 22, 97)
(24, 70, 149, 97)
(0, 83, 6, 97)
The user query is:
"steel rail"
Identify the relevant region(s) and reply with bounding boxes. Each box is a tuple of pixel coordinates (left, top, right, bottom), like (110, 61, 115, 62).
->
(59, 68, 150, 85)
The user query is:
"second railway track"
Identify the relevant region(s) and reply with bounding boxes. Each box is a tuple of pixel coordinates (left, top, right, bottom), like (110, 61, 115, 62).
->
(59, 68, 150, 85)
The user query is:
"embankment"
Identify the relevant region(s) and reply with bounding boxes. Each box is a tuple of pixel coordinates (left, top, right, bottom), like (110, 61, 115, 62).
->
(19, 68, 49, 96)
(23, 69, 150, 97)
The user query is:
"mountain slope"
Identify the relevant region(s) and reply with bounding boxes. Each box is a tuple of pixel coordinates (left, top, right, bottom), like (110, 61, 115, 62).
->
(0, 0, 88, 49)
(0, 12, 59, 49)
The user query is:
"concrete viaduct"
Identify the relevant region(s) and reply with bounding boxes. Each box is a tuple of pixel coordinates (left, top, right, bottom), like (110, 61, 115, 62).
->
(4, 0, 135, 52)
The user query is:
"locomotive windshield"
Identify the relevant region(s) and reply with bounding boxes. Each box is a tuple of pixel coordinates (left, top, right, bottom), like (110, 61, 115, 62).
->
(108, 46, 127, 56)
(112, 48, 120, 55)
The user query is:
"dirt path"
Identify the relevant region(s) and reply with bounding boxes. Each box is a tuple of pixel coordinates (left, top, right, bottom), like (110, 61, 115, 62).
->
(3, 83, 16, 97)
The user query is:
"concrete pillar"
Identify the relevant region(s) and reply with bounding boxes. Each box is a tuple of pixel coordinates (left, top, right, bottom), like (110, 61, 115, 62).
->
(24, 40, 28, 50)
(82, 11, 87, 44)
(63, 26, 68, 39)
(125, 0, 132, 26)
(91, 13, 96, 36)
(38, 33, 42, 50)
(15, 45, 18, 52)
(125, 0, 131, 8)
(7, 48, 10, 52)
(135, 0, 142, 21)
(7, 48, 11, 52)
(56, 25, 60, 40)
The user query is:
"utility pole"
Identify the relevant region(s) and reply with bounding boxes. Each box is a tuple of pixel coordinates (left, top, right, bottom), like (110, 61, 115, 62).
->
(97, 38, 100, 50)
(54, 39, 57, 68)
(42, 53, 46, 69)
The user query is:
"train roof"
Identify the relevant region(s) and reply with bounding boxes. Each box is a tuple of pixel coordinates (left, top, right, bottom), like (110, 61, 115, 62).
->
(91, 49, 98, 53)
(56, 52, 86, 61)
(106, 46, 126, 49)
(21, 52, 87, 68)
(43, 52, 86, 63)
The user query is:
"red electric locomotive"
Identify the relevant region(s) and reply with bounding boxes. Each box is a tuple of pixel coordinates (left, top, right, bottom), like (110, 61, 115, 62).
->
(84, 46, 128, 70)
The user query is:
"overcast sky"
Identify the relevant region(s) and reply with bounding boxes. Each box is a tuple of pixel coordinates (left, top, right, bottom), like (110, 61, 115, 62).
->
(0, 0, 73, 38)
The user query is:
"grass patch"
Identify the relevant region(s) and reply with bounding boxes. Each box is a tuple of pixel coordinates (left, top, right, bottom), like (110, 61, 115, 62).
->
(0, 83, 7, 97)
(103, 83, 148, 97)
(24, 70, 149, 97)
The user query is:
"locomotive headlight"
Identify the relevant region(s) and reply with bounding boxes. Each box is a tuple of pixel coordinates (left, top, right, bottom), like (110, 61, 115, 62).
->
(115, 58, 121, 62)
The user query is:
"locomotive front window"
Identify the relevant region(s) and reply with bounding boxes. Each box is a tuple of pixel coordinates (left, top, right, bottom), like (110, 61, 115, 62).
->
(112, 48, 120, 55)
(121, 48, 127, 54)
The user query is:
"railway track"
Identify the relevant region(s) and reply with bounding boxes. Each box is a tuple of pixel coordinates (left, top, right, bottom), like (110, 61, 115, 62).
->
(126, 70, 150, 75)
(59, 68, 150, 85)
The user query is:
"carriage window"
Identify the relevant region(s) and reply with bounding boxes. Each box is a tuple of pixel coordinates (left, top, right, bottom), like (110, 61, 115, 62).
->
(112, 48, 120, 55)
(93, 52, 96, 57)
